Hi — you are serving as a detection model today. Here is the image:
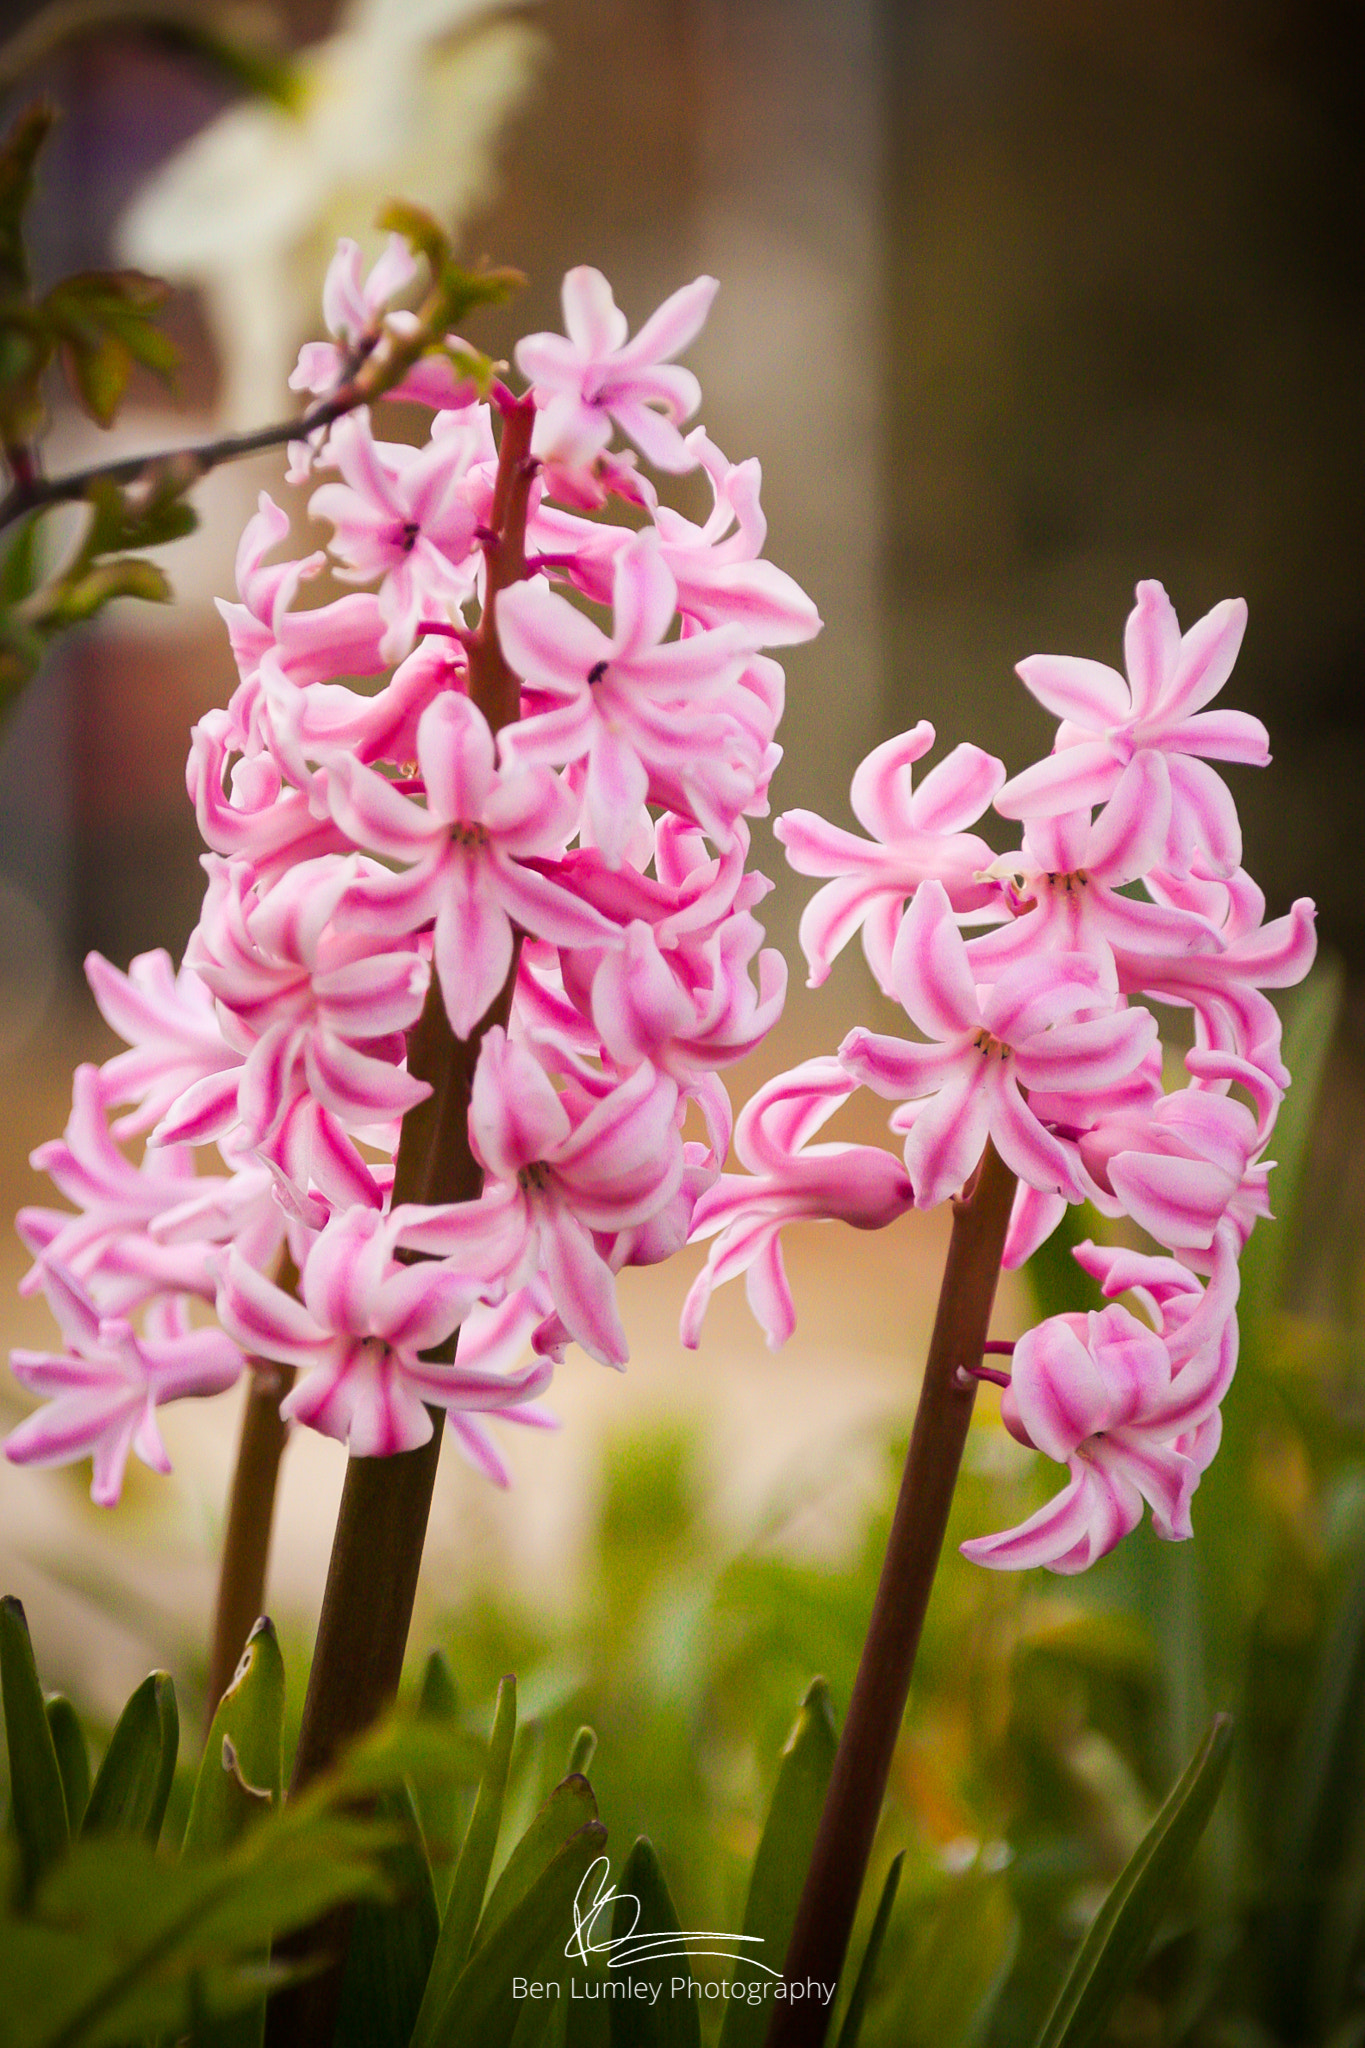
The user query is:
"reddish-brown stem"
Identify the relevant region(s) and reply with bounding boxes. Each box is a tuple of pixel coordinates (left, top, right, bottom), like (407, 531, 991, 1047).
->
(202, 1361, 295, 1733)
(764, 1143, 1017, 2048)
(263, 396, 536, 2048)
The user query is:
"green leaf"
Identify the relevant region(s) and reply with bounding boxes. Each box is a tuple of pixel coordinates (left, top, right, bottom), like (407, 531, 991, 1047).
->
(410, 1674, 517, 2048)
(479, 1773, 599, 1949)
(834, 1851, 902, 2048)
(888, 1862, 1019, 2048)
(62, 330, 132, 428)
(45, 1696, 90, 1837)
(1033, 1714, 1233, 2048)
(48, 555, 171, 622)
(0, 511, 39, 603)
(0, 101, 54, 292)
(377, 200, 451, 271)
(411, 1650, 462, 1893)
(1, 1806, 395, 2047)
(718, 1678, 838, 2048)
(424, 1820, 610, 2048)
(0, 1594, 69, 1898)
(567, 1727, 598, 1778)
(183, 1617, 284, 1857)
(419, 1649, 459, 1722)
(607, 1838, 700, 2048)
(44, 269, 177, 425)
(334, 1783, 440, 2048)
(82, 1671, 178, 1845)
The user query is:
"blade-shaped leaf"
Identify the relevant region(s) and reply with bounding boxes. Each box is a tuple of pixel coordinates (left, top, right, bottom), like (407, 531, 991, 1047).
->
(479, 1772, 599, 1950)
(44, 1696, 90, 1838)
(1034, 1714, 1233, 2048)
(183, 1617, 284, 1857)
(82, 1671, 178, 1845)
(411, 1650, 461, 1893)
(0, 101, 53, 291)
(334, 1783, 440, 2048)
(718, 1678, 838, 2048)
(410, 1673, 517, 2048)
(834, 1851, 903, 2048)
(424, 1820, 609, 2048)
(0, 1594, 69, 1897)
(607, 1837, 700, 2048)
(568, 1727, 598, 1778)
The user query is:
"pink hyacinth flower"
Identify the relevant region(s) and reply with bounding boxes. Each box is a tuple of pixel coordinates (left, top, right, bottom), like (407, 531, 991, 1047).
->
(6, 1266, 241, 1505)
(86, 948, 242, 1142)
(393, 1031, 684, 1368)
(326, 692, 619, 1037)
(996, 581, 1270, 877)
(840, 881, 1157, 1209)
(777, 722, 1005, 991)
(515, 267, 718, 474)
(962, 1229, 1240, 1573)
(309, 410, 489, 661)
(182, 855, 431, 1146)
(289, 235, 418, 398)
(497, 528, 751, 866)
(17, 1064, 209, 1304)
(217, 1208, 550, 1458)
(967, 755, 1220, 985)
(216, 493, 385, 702)
(681, 1058, 914, 1350)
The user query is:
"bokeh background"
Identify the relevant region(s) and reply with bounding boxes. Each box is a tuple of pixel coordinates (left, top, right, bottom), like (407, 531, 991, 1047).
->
(0, 6, 1362, 1992)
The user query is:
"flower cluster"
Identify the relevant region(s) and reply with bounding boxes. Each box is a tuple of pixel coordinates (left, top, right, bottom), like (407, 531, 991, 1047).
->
(684, 581, 1316, 1572)
(6, 251, 818, 1502)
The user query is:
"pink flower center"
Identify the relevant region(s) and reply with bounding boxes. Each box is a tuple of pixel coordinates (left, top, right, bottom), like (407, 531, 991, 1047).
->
(517, 1161, 553, 1193)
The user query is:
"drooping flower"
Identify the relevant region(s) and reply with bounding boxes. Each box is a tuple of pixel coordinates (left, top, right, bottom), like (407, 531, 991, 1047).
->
(681, 1059, 913, 1350)
(6, 1266, 242, 1505)
(962, 1230, 1239, 1572)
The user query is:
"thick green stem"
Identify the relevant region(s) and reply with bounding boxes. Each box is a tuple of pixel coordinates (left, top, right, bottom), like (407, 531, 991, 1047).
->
(765, 1142, 1017, 2048)
(263, 396, 536, 2048)
(202, 1361, 294, 1733)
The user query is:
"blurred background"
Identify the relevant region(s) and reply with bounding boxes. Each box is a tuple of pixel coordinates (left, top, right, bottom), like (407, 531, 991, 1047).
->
(0, 4, 1364, 2035)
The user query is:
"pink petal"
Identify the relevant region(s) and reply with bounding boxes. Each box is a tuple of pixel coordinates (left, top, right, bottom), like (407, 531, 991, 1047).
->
(1014, 654, 1132, 730)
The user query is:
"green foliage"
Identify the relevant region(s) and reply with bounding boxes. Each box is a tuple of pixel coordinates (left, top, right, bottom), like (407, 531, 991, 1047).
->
(609, 1838, 700, 2048)
(81, 1671, 178, 1844)
(833, 1852, 902, 2048)
(183, 1618, 284, 1858)
(719, 1679, 836, 2047)
(0, 1596, 70, 1900)
(1032, 1717, 1232, 2048)
(43, 1698, 89, 1836)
